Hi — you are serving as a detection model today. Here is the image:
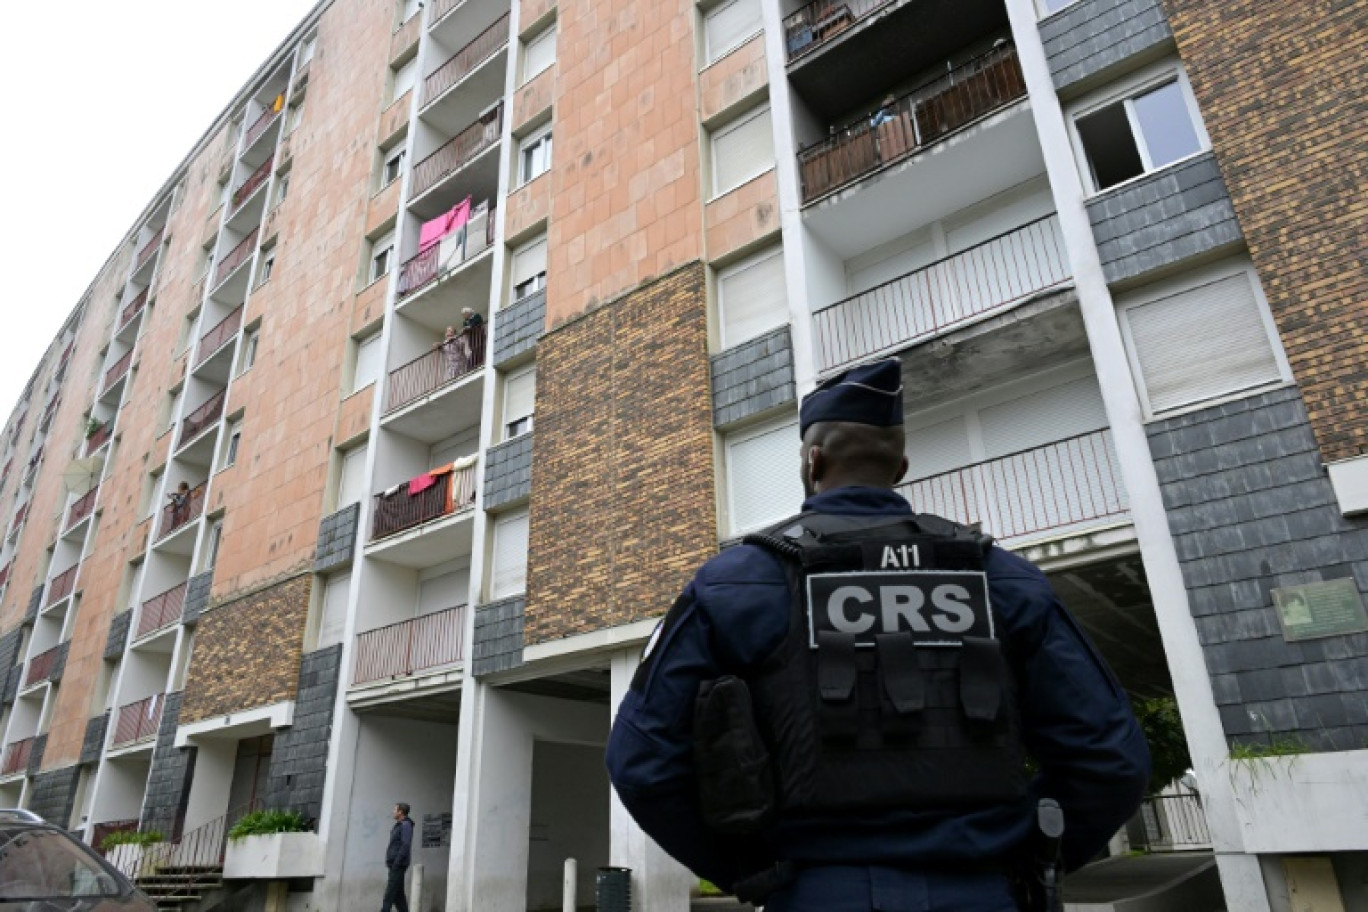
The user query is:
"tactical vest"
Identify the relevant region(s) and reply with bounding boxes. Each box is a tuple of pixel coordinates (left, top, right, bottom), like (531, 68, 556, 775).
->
(743, 511, 1027, 815)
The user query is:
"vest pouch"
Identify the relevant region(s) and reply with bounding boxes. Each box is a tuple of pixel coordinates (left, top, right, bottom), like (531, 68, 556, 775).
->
(875, 633, 925, 742)
(694, 676, 775, 834)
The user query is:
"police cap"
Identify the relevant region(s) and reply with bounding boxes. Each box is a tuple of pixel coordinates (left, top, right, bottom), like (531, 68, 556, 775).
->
(799, 359, 904, 437)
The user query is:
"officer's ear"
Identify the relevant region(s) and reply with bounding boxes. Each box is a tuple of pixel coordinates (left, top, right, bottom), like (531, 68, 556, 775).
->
(807, 445, 824, 485)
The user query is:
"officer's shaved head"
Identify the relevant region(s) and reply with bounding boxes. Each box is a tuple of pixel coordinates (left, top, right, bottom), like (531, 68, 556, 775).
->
(801, 421, 908, 496)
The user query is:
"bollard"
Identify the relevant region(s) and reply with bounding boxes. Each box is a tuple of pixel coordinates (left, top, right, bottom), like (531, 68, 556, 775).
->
(409, 863, 424, 912)
(596, 866, 632, 912)
(563, 858, 578, 912)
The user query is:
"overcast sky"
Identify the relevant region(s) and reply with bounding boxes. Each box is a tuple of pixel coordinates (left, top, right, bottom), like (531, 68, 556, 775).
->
(0, 0, 322, 420)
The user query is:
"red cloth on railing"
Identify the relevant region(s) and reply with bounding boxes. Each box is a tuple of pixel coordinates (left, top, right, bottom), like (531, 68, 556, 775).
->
(408, 472, 439, 495)
(418, 197, 472, 252)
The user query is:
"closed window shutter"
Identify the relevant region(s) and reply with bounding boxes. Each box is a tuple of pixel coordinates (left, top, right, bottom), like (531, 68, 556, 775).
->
(905, 415, 972, 480)
(511, 238, 548, 288)
(491, 511, 530, 598)
(1127, 273, 1281, 413)
(393, 58, 417, 100)
(504, 368, 536, 424)
(713, 108, 774, 195)
(318, 571, 351, 648)
(705, 0, 761, 64)
(728, 420, 805, 535)
(720, 247, 788, 347)
(354, 333, 383, 392)
(523, 28, 557, 82)
(979, 376, 1108, 459)
(338, 445, 368, 507)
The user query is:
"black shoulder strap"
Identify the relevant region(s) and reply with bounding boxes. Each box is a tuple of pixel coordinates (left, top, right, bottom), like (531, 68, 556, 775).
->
(744, 510, 994, 564)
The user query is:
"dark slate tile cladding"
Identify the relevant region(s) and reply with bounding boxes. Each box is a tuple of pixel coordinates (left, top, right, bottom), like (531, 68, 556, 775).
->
(1147, 387, 1368, 752)
(484, 434, 533, 510)
(711, 326, 796, 429)
(493, 288, 546, 368)
(182, 571, 213, 627)
(105, 611, 132, 660)
(1040, 0, 1174, 95)
(82, 713, 110, 765)
(1086, 153, 1243, 285)
(0, 627, 22, 674)
(473, 596, 525, 676)
(28, 733, 47, 775)
(2, 666, 19, 705)
(24, 587, 43, 624)
(262, 645, 342, 824)
(140, 691, 196, 839)
(49, 642, 69, 684)
(314, 503, 360, 573)
(28, 766, 82, 827)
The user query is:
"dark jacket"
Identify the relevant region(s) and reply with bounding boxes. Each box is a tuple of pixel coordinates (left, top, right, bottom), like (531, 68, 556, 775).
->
(386, 816, 414, 868)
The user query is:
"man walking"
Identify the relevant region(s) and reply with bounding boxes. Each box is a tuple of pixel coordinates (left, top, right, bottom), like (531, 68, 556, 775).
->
(606, 359, 1150, 910)
(382, 802, 414, 912)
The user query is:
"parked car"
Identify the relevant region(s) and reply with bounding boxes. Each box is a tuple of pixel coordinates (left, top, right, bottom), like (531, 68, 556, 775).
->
(0, 809, 155, 911)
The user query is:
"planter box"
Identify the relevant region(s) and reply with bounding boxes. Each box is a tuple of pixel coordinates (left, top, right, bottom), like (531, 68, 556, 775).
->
(223, 832, 324, 879)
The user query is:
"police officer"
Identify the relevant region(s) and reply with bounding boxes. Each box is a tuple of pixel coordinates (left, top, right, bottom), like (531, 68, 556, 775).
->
(605, 359, 1151, 910)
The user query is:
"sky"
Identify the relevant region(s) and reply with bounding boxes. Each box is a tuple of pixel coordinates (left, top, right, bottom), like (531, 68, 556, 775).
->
(0, 0, 322, 421)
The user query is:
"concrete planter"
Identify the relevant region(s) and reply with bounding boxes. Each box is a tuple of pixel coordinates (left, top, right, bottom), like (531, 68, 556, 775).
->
(223, 832, 324, 879)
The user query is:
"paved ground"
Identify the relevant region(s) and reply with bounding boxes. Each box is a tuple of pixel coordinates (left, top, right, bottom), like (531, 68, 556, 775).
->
(1062, 851, 1215, 903)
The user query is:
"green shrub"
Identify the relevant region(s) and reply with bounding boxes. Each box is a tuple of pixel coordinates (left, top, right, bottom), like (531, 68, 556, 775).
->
(100, 830, 164, 851)
(226, 809, 308, 841)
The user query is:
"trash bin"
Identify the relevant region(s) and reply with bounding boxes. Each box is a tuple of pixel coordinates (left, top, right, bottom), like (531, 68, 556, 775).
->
(596, 866, 631, 912)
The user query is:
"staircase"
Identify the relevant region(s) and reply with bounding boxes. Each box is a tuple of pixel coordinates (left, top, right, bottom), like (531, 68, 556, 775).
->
(135, 865, 225, 910)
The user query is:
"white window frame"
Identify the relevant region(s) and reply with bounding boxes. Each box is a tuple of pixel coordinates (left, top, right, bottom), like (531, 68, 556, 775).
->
(502, 365, 536, 441)
(518, 126, 553, 186)
(710, 104, 775, 198)
(352, 331, 384, 394)
(701, 0, 763, 66)
(274, 170, 290, 206)
(221, 420, 242, 469)
(489, 509, 531, 599)
(391, 57, 418, 105)
(369, 231, 395, 284)
(509, 234, 549, 307)
(521, 25, 557, 85)
(258, 247, 276, 286)
(717, 244, 788, 348)
(203, 521, 224, 571)
(1068, 61, 1211, 196)
(1116, 258, 1292, 420)
(238, 330, 259, 375)
(381, 146, 406, 188)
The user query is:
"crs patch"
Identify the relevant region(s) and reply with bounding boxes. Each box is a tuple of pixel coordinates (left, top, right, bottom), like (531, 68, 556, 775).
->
(805, 570, 993, 648)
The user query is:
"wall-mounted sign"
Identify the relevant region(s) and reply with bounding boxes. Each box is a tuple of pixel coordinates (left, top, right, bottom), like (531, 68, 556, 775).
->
(422, 812, 452, 848)
(1272, 579, 1368, 641)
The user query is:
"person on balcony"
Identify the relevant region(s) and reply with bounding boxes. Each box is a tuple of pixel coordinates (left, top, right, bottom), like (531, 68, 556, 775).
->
(436, 326, 463, 379)
(606, 358, 1149, 910)
(381, 802, 414, 912)
(460, 308, 484, 366)
(870, 94, 898, 128)
(167, 482, 191, 526)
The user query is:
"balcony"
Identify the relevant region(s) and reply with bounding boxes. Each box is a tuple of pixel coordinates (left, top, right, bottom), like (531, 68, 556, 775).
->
(387, 326, 487, 412)
(102, 350, 133, 395)
(371, 462, 477, 542)
(0, 562, 10, 589)
(134, 228, 164, 272)
(25, 644, 64, 687)
(798, 44, 1026, 203)
(411, 105, 503, 199)
(178, 391, 226, 449)
(423, 14, 509, 107)
(396, 207, 497, 299)
(119, 287, 150, 333)
(85, 421, 113, 455)
(46, 564, 79, 607)
(214, 230, 259, 287)
(353, 605, 465, 685)
(196, 306, 244, 368)
(11, 502, 29, 532)
(136, 582, 188, 640)
(897, 429, 1128, 547)
(813, 215, 1069, 373)
(112, 694, 165, 749)
(0, 737, 34, 777)
(157, 481, 207, 541)
(231, 156, 274, 211)
(66, 486, 100, 530)
(242, 106, 282, 151)
(429, 0, 463, 27)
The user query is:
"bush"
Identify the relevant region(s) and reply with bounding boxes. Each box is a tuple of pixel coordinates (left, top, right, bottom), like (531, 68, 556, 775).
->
(100, 830, 164, 851)
(226, 809, 308, 841)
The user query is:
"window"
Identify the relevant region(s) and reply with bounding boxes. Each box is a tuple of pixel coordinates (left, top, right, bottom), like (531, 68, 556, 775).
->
(1119, 261, 1287, 416)
(509, 236, 548, 306)
(369, 230, 395, 284)
(275, 171, 290, 206)
(258, 247, 275, 286)
(1036, 0, 1076, 14)
(711, 105, 774, 196)
(718, 245, 787, 347)
(300, 34, 317, 66)
(317, 571, 350, 649)
(337, 444, 369, 508)
(287, 100, 305, 134)
(1074, 75, 1205, 192)
(391, 57, 418, 104)
(522, 26, 557, 83)
(222, 421, 242, 469)
(239, 330, 259, 374)
(519, 129, 553, 185)
(703, 0, 761, 65)
(502, 366, 536, 440)
(382, 146, 406, 188)
(353, 332, 384, 393)
(726, 417, 805, 535)
(399, 0, 421, 24)
(204, 521, 223, 570)
(490, 510, 530, 598)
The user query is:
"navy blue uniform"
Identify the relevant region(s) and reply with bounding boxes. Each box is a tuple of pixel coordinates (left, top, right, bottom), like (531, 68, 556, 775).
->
(606, 486, 1150, 909)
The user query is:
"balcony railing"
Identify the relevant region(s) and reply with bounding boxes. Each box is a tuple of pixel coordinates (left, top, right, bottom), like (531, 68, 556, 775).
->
(814, 215, 1069, 372)
(120, 287, 150, 330)
(386, 326, 488, 412)
(46, 564, 79, 607)
(411, 105, 503, 197)
(0, 737, 34, 776)
(429, 0, 463, 26)
(354, 605, 466, 684)
(371, 462, 478, 541)
(158, 481, 207, 540)
(196, 306, 244, 367)
(11, 502, 29, 531)
(178, 390, 226, 448)
(112, 694, 165, 748)
(66, 486, 99, 530)
(423, 14, 510, 105)
(0, 562, 10, 588)
(242, 106, 281, 150)
(783, 0, 892, 60)
(137, 582, 188, 640)
(396, 206, 497, 298)
(214, 229, 258, 286)
(134, 228, 165, 271)
(25, 644, 64, 687)
(102, 350, 133, 394)
(1134, 794, 1212, 851)
(897, 429, 1128, 546)
(231, 156, 274, 210)
(798, 44, 1026, 202)
(86, 421, 113, 455)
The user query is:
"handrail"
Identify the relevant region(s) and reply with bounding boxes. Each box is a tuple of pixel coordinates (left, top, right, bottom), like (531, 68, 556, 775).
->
(243, 106, 281, 149)
(196, 306, 245, 367)
(137, 582, 188, 639)
(232, 155, 274, 210)
(214, 229, 259, 286)
(386, 326, 488, 411)
(86, 421, 113, 455)
(371, 462, 478, 540)
(46, 564, 79, 606)
(411, 105, 503, 197)
(179, 390, 227, 448)
(429, 0, 464, 27)
(135, 228, 165, 271)
(120, 287, 150, 330)
(157, 481, 208, 540)
(423, 14, 510, 105)
(396, 205, 496, 298)
(115, 798, 268, 893)
(354, 604, 466, 684)
(103, 350, 134, 393)
(112, 693, 165, 747)
(0, 737, 34, 776)
(66, 486, 100, 529)
(783, 0, 895, 60)
(25, 643, 64, 687)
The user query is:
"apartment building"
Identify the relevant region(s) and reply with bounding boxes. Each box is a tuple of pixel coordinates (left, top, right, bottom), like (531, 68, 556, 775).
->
(0, 0, 1364, 908)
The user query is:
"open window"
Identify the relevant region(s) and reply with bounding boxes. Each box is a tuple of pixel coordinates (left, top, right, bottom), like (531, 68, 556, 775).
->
(1073, 69, 1207, 193)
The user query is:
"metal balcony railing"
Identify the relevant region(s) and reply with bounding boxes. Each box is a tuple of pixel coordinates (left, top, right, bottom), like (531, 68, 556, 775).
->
(231, 156, 274, 210)
(897, 429, 1128, 546)
(11, 502, 28, 531)
(25, 644, 64, 687)
(158, 482, 207, 540)
(411, 105, 503, 197)
(387, 326, 487, 412)
(112, 694, 165, 748)
(371, 462, 478, 541)
(134, 228, 165, 271)
(178, 391, 226, 448)
(423, 14, 510, 105)
(798, 44, 1026, 202)
(214, 230, 259, 286)
(0, 563, 10, 588)
(120, 287, 150, 331)
(0, 737, 34, 776)
(396, 206, 497, 298)
(137, 582, 188, 640)
(46, 564, 79, 607)
(813, 215, 1069, 372)
(102, 350, 133, 394)
(195, 306, 244, 367)
(429, 0, 463, 26)
(66, 486, 99, 530)
(86, 421, 113, 455)
(242, 106, 281, 150)
(354, 604, 466, 684)
(783, 0, 893, 60)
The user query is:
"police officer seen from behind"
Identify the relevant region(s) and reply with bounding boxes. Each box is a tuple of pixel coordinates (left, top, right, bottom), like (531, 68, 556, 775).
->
(605, 359, 1150, 910)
